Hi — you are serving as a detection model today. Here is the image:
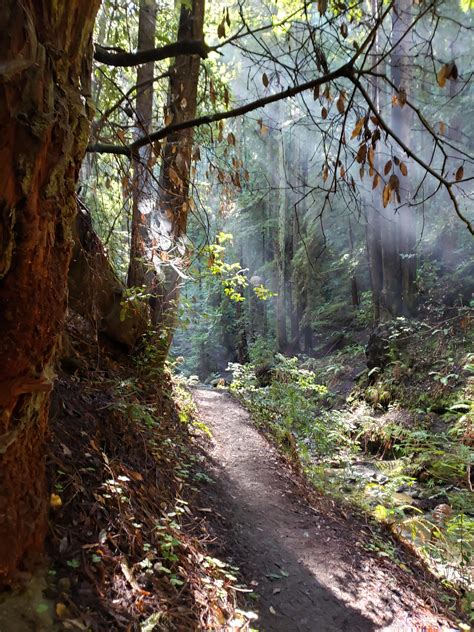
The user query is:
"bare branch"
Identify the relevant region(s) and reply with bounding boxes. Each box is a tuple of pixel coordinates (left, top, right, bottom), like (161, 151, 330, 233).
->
(94, 40, 209, 67)
(87, 61, 353, 157)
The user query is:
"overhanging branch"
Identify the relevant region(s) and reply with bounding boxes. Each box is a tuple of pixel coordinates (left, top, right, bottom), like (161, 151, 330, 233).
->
(87, 61, 353, 157)
(351, 73, 473, 235)
(94, 40, 210, 67)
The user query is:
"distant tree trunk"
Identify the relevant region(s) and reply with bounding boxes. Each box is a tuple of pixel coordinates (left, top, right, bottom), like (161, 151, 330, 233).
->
(366, 213, 383, 322)
(274, 133, 288, 352)
(348, 218, 360, 307)
(287, 143, 300, 352)
(366, 0, 416, 321)
(0, 0, 100, 584)
(152, 0, 205, 345)
(389, 0, 416, 316)
(128, 0, 157, 288)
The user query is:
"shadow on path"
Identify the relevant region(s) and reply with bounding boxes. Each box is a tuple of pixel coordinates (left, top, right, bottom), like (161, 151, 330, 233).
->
(193, 388, 420, 632)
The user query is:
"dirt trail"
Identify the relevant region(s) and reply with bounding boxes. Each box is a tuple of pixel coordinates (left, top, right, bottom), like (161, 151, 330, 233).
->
(193, 388, 455, 632)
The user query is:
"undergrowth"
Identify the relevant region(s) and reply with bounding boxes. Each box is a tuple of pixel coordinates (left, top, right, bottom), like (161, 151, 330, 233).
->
(228, 311, 473, 626)
(45, 316, 253, 631)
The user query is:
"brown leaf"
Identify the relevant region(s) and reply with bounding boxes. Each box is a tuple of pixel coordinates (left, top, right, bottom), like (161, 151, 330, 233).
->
(398, 88, 407, 107)
(313, 84, 320, 101)
(227, 132, 236, 146)
(400, 162, 408, 176)
(258, 120, 269, 136)
(439, 121, 446, 135)
(351, 117, 365, 139)
(318, 0, 327, 15)
(368, 146, 375, 168)
(224, 87, 229, 109)
(262, 73, 269, 88)
(336, 96, 345, 114)
(455, 165, 464, 181)
(217, 20, 226, 39)
(438, 62, 458, 87)
(356, 143, 367, 164)
(322, 165, 329, 182)
(321, 106, 328, 120)
(372, 173, 380, 189)
(437, 64, 449, 88)
(383, 184, 391, 208)
(340, 23, 348, 38)
(389, 174, 401, 203)
(384, 160, 392, 175)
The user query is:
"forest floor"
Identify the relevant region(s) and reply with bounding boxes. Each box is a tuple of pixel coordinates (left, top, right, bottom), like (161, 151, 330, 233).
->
(194, 387, 460, 632)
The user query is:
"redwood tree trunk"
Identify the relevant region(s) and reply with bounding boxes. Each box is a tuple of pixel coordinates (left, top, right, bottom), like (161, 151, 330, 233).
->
(152, 0, 205, 343)
(0, 0, 99, 584)
(128, 0, 157, 289)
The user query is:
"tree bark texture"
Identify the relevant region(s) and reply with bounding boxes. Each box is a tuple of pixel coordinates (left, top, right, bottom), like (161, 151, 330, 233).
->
(152, 0, 205, 342)
(69, 203, 148, 348)
(128, 0, 157, 289)
(0, 0, 100, 584)
(387, 0, 416, 317)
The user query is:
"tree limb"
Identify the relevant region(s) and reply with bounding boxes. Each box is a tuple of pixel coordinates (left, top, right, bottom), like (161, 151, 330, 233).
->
(351, 73, 473, 235)
(87, 61, 354, 157)
(94, 39, 209, 67)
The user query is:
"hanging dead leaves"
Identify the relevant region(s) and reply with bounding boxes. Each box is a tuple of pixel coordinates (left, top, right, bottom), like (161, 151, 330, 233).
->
(257, 118, 269, 136)
(336, 92, 346, 114)
(437, 61, 458, 88)
(217, 7, 230, 39)
(383, 174, 402, 208)
(455, 165, 464, 182)
(349, 112, 410, 207)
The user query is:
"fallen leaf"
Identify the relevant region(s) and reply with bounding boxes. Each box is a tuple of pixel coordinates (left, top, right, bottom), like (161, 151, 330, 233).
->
(50, 493, 62, 509)
(55, 602, 69, 619)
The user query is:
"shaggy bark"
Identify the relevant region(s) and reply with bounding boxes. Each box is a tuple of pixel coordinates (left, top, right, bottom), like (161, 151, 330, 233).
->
(0, 0, 100, 584)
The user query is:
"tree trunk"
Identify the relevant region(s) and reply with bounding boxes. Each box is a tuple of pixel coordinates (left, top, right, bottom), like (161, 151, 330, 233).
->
(128, 0, 157, 289)
(390, 0, 416, 316)
(69, 202, 148, 348)
(0, 0, 100, 584)
(274, 133, 288, 352)
(152, 0, 205, 344)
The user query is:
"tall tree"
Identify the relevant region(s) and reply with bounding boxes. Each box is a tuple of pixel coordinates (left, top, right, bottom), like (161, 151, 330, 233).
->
(152, 0, 205, 343)
(366, 0, 417, 321)
(128, 0, 158, 288)
(0, 0, 100, 583)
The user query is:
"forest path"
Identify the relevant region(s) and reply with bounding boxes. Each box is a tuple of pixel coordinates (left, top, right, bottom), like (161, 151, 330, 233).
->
(193, 388, 453, 632)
